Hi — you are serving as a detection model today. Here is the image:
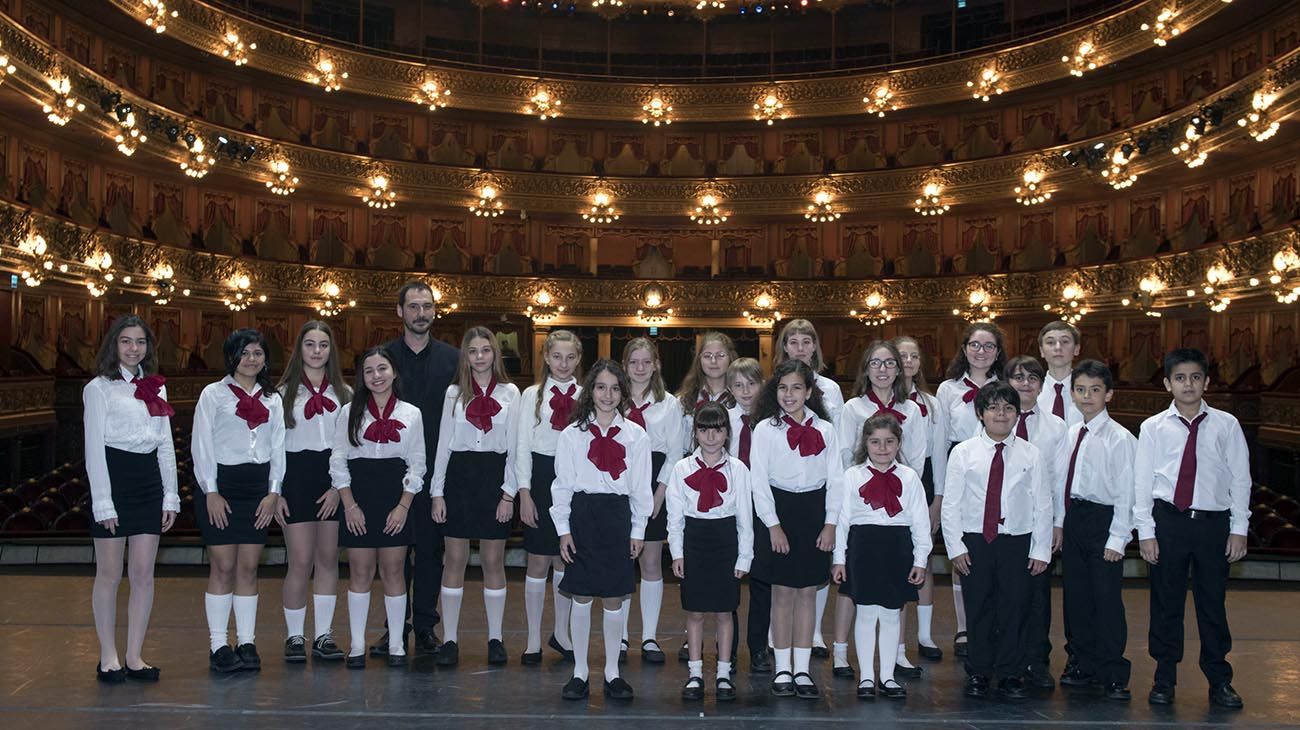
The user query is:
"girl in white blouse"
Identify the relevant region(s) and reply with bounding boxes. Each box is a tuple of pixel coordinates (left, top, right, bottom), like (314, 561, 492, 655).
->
(274, 320, 351, 663)
(84, 315, 178, 683)
(831, 415, 931, 701)
(191, 329, 285, 673)
(331, 347, 426, 668)
(675, 331, 737, 454)
(430, 327, 520, 667)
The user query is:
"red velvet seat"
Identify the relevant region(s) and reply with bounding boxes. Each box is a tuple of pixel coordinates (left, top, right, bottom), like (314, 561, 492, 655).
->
(52, 507, 91, 533)
(1272, 498, 1300, 523)
(1254, 514, 1290, 543)
(1265, 526, 1300, 551)
(16, 479, 44, 503)
(28, 497, 63, 526)
(1, 509, 48, 534)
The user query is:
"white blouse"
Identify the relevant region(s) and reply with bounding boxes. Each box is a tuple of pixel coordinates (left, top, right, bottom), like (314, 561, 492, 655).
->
(665, 451, 756, 573)
(679, 387, 729, 454)
(941, 431, 1052, 563)
(835, 394, 926, 471)
(936, 373, 999, 445)
(431, 381, 521, 498)
(814, 372, 845, 423)
(82, 366, 180, 521)
(1016, 408, 1067, 523)
(1053, 411, 1138, 554)
(629, 393, 685, 485)
(910, 387, 949, 497)
(512, 377, 582, 496)
(834, 461, 932, 568)
(328, 398, 427, 494)
(549, 414, 653, 540)
(748, 413, 845, 529)
(281, 380, 346, 453)
(191, 376, 286, 495)
(1039, 371, 1084, 428)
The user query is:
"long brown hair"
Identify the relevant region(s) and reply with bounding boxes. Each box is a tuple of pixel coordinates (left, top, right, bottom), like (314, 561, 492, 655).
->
(944, 322, 1007, 381)
(676, 331, 738, 414)
(279, 320, 352, 429)
(94, 314, 157, 379)
(892, 335, 932, 396)
(455, 326, 512, 412)
(773, 318, 826, 373)
(569, 359, 630, 430)
(850, 339, 908, 404)
(753, 359, 828, 426)
(622, 336, 666, 403)
(534, 329, 583, 427)
(347, 346, 401, 448)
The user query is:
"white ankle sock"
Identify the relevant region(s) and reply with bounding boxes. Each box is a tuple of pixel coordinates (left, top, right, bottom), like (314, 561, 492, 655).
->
(620, 597, 630, 643)
(233, 594, 258, 646)
(717, 660, 732, 679)
(553, 571, 572, 649)
(916, 603, 936, 647)
(524, 576, 547, 653)
(854, 605, 880, 684)
(793, 647, 813, 685)
(205, 592, 233, 652)
(603, 607, 623, 682)
(952, 584, 967, 634)
(347, 591, 370, 656)
(440, 586, 464, 643)
(639, 579, 663, 642)
(284, 606, 306, 638)
(313, 594, 336, 640)
(384, 594, 406, 655)
(570, 600, 592, 681)
(879, 609, 901, 683)
(774, 646, 793, 675)
(484, 587, 507, 641)
(813, 586, 828, 647)
(688, 659, 703, 677)
(833, 641, 850, 668)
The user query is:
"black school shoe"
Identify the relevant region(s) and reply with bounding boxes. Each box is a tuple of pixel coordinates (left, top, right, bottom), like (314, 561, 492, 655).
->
(880, 679, 907, 700)
(750, 653, 773, 674)
(1059, 665, 1096, 687)
(561, 677, 589, 700)
(346, 653, 366, 670)
(371, 625, 415, 657)
(434, 641, 459, 666)
(996, 676, 1028, 701)
(487, 639, 508, 665)
(770, 671, 796, 697)
(811, 645, 830, 659)
(548, 634, 575, 662)
(895, 662, 923, 679)
(125, 665, 161, 682)
(793, 673, 820, 699)
(678, 642, 690, 662)
(604, 677, 635, 700)
(641, 639, 666, 664)
(235, 643, 261, 671)
(96, 663, 126, 683)
(857, 679, 876, 700)
(312, 635, 345, 661)
(1105, 682, 1132, 701)
(520, 650, 542, 666)
(716, 676, 737, 702)
(918, 644, 943, 661)
(1147, 682, 1175, 705)
(681, 676, 704, 701)
(832, 663, 856, 678)
(953, 632, 969, 658)
(210, 646, 243, 673)
(387, 653, 408, 668)
(1208, 683, 1243, 709)
(1025, 664, 1056, 690)
(284, 635, 307, 663)
(414, 628, 439, 657)
(964, 674, 990, 699)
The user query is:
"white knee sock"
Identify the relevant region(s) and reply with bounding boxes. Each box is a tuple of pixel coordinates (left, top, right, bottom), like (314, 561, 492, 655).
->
(524, 576, 547, 653)
(553, 571, 573, 649)
(205, 592, 233, 652)
(952, 583, 967, 634)
(347, 591, 370, 656)
(916, 603, 936, 647)
(813, 586, 828, 647)
(233, 594, 258, 646)
(774, 646, 793, 675)
(313, 594, 336, 640)
(440, 586, 464, 643)
(284, 606, 306, 638)
(854, 605, 880, 684)
(640, 579, 663, 643)
(878, 608, 901, 684)
(620, 597, 631, 643)
(570, 600, 592, 680)
(603, 607, 623, 681)
(833, 641, 850, 669)
(484, 587, 507, 642)
(793, 647, 814, 685)
(384, 594, 406, 655)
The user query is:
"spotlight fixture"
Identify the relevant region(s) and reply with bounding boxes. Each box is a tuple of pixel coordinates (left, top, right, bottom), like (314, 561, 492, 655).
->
(525, 87, 562, 120)
(142, 0, 177, 34)
(690, 193, 728, 225)
(862, 82, 897, 118)
(42, 73, 85, 126)
(640, 90, 674, 126)
(913, 181, 950, 216)
(1063, 39, 1099, 77)
(417, 79, 452, 111)
(363, 173, 397, 209)
(218, 29, 255, 66)
(1014, 168, 1051, 205)
(753, 91, 788, 125)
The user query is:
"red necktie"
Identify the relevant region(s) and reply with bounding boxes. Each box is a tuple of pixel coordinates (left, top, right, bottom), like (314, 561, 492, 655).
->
(1063, 426, 1088, 507)
(628, 400, 651, 429)
(586, 424, 626, 479)
(548, 384, 576, 431)
(859, 465, 904, 517)
(1173, 413, 1207, 511)
(465, 378, 501, 432)
(982, 442, 1006, 543)
(961, 377, 981, 404)
(684, 458, 729, 512)
(908, 390, 928, 418)
(302, 376, 336, 420)
(1053, 383, 1066, 419)
(867, 391, 908, 423)
(1016, 411, 1033, 441)
(738, 414, 752, 468)
(782, 415, 826, 456)
(132, 374, 175, 417)
(695, 389, 713, 412)
(227, 384, 269, 429)
(363, 396, 406, 443)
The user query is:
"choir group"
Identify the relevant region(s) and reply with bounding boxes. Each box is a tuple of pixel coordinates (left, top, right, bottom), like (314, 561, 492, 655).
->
(82, 280, 1250, 710)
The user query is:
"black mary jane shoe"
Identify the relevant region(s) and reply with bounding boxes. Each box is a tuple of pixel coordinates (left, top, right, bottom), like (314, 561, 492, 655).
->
(235, 643, 261, 672)
(881, 679, 907, 700)
(681, 676, 705, 701)
(434, 640, 459, 667)
(641, 639, 666, 664)
(811, 645, 830, 659)
(96, 663, 126, 683)
(770, 670, 796, 697)
(284, 635, 307, 663)
(895, 662, 923, 679)
(678, 642, 690, 662)
(917, 644, 943, 661)
(1208, 683, 1243, 710)
(857, 679, 877, 700)
(387, 653, 408, 668)
(618, 638, 629, 665)
(548, 634, 575, 662)
(604, 677, 635, 700)
(953, 632, 969, 658)
(832, 663, 856, 679)
(1147, 682, 1175, 705)
(487, 639, 508, 666)
(793, 672, 821, 700)
(520, 650, 542, 666)
(345, 653, 366, 670)
(312, 635, 345, 661)
(716, 676, 737, 702)
(125, 664, 161, 682)
(209, 646, 243, 673)
(561, 677, 589, 700)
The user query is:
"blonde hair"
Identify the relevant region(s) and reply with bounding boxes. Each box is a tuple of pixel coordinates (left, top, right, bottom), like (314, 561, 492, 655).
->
(726, 357, 763, 389)
(535, 329, 583, 426)
(622, 337, 667, 403)
(676, 331, 738, 414)
(892, 335, 932, 396)
(455, 326, 512, 412)
(774, 318, 826, 373)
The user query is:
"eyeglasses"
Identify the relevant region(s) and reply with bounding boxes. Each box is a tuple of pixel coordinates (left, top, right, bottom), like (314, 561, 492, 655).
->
(965, 341, 999, 353)
(700, 352, 729, 362)
(1008, 373, 1041, 384)
(867, 359, 898, 370)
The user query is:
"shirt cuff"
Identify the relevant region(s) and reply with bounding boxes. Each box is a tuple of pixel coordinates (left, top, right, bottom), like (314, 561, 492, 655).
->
(946, 546, 968, 562)
(1137, 524, 1156, 541)
(1104, 535, 1128, 555)
(163, 495, 180, 513)
(430, 481, 445, 498)
(91, 503, 118, 522)
(735, 556, 753, 574)
(1029, 544, 1051, 564)
(631, 524, 647, 541)
(832, 550, 846, 565)
(1054, 515, 1065, 528)
(268, 479, 282, 496)
(758, 511, 780, 528)
(553, 518, 571, 536)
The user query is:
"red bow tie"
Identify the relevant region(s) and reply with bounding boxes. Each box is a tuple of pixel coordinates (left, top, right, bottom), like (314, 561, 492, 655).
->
(684, 457, 729, 513)
(586, 424, 626, 479)
(908, 390, 928, 418)
(227, 384, 269, 429)
(466, 378, 502, 433)
(961, 377, 981, 404)
(628, 399, 651, 429)
(364, 396, 406, 443)
(867, 391, 907, 423)
(549, 384, 577, 431)
(132, 374, 174, 417)
(782, 415, 826, 456)
(859, 465, 904, 517)
(302, 376, 337, 420)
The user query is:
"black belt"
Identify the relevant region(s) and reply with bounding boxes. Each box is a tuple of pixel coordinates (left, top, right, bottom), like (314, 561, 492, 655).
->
(1156, 499, 1228, 520)
(1069, 497, 1114, 509)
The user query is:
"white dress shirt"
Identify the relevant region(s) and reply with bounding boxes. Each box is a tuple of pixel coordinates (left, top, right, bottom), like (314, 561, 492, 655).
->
(937, 373, 999, 446)
(549, 414, 654, 540)
(328, 398, 427, 494)
(1132, 401, 1251, 539)
(665, 450, 755, 573)
(835, 394, 926, 471)
(630, 393, 685, 486)
(281, 380, 345, 453)
(941, 431, 1052, 563)
(834, 460, 932, 567)
(910, 387, 950, 497)
(192, 376, 286, 495)
(748, 413, 845, 528)
(431, 381, 521, 497)
(815, 372, 845, 423)
(1017, 408, 1067, 524)
(726, 403, 754, 461)
(83, 366, 180, 521)
(1054, 410, 1137, 553)
(512, 377, 582, 496)
(1039, 371, 1084, 428)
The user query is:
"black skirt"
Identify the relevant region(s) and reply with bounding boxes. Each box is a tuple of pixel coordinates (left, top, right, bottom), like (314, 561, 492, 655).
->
(558, 492, 635, 599)
(682, 516, 741, 612)
(195, 462, 272, 546)
(522, 453, 561, 556)
(752, 486, 830, 589)
(920, 456, 935, 506)
(91, 447, 164, 539)
(846, 524, 918, 610)
(282, 449, 336, 524)
(837, 527, 855, 597)
(644, 451, 669, 542)
(339, 457, 413, 548)
(442, 450, 510, 540)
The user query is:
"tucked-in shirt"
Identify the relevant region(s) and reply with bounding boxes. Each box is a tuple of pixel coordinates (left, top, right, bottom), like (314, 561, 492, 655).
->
(281, 381, 346, 453)
(815, 372, 845, 423)
(937, 373, 999, 445)
(384, 336, 459, 482)
(431, 382, 521, 497)
(665, 450, 755, 573)
(328, 398, 427, 494)
(911, 387, 950, 497)
(748, 413, 845, 528)
(941, 431, 1052, 563)
(83, 366, 180, 521)
(191, 376, 286, 495)
(631, 393, 685, 485)
(1017, 408, 1067, 523)
(1039, 371, 1084, 428)
(1055, 410, 1137, 553)
(726, 403, 753, 460)
(550, 414, 653, 540)
(835, 394, 926, 471)
(1133, 401, 1251, 539)
(512, 377, 582, 497)
(834, 461, 932, 567)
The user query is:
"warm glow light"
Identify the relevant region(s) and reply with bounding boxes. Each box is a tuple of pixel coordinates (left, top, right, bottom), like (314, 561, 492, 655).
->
(308, 55, 348, 92)
(640, 92, 674, 126)
(805, 187, 841, 222)
(914, 181, 950, 216)
(142, 0, 178, 34)
(43, 73, 85, 126)
(753, 91, 788, 125)
(863, 82, 897, 118)
(219, 29, 255, 66)
(364, 173, 397, 209)
(1063, 39, 1099, 76)
(418, 80, 452, 111)
(1141, 8, 1181, 46)
(526, 88, 562, 120)
(266, 156, 299, 195)
(1015, 167, 1052, 205)
(967, 65, 1005, 102)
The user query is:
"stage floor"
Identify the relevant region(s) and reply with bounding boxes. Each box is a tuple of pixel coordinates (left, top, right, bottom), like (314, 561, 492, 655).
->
(1, 567, 1296, 729)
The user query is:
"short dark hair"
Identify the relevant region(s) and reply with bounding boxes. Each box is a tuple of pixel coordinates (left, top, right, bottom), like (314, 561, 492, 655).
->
(692, 401, 732, 452)
(974, 381, 1020, 414)
(1002, 355, 1044, 382)
(94, 314, 157, 379)
(1163, 348, 1208, 377)
(851, 413, 904, 466)
(1071, 359, 1114, 391)
(223, 328, 275, 393)
(1038, 320, 1080, 345)
(397, 280, 433, 307)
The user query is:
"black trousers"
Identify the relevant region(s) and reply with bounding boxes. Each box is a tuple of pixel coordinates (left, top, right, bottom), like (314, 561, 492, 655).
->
(960, 532, 1032, 678)
(1148, 500, 1232, 687)
(746, 575, 772, 658)
(402, 488, 444, 633)
(1024, 554, 1061, 670)
(1062, 500, 1130, 685)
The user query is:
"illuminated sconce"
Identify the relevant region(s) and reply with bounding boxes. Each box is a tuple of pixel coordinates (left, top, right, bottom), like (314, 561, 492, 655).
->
(967, 64, 1004, 102)
(805, 185, 841, 222)
(114, 111, 147, 157)
(690, 193, 728, 225)
(1122, 274, 1165, 317)
(17, 233, 54, 287)
(1172, 120, 1207, 168)
(850, 292, 892, 326)
(583, 187, 620, 224)
(914, 181, 950, 216)
(1063, 39, 1099, 77)
(742, 292, 782, 326)
(148, 263, 175, 305)
(525, 87, 562, 120)
(1141, 7, 1180, 46)
(224, 273, 266, 312)
(317, 281, 356, 318)
(219, 29, 255, 66)
(863, 81, 897, 118)
(469, 182, 504, 217)
(1014, 167, 1051, 205)
(525, 289, 565, 323)
(753, 90, 788, 125)
(43, 72, 85, 126)
(84, 251, 118, 298)
(1044, 281, 1088, 324)
(308, 54, 347, 92)
(954, 288, 997, 322)
(180, 135, 214, 178)
(418, 79, 451, 111)
(363, 170, 397, 209)
(142, 0, 177, 34)
(637, 284, 674, 324)
(640, 90, 674, 126)
(1239, 80, 1281, 142)
(265, 153, 299, 195)
(0, 42, 17, 85)
(429, 287, 459, 319)
(1101, 142, 1138, 190)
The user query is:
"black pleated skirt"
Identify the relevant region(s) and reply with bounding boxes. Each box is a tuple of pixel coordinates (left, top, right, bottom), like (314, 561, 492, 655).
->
(682, 516, 741, 612)
(195, 462, 271, 546)
(522, 453, 561, 556)
(282, 449, 336, 524)
(846, 524, 918, 610)
(837, 526, 855, 596)
(558, 492, 635, 599)
(752, 486, 830, 589)
(91, 447, 164, 539)
(644, 451, 669, 542)
(920, 456, 935, 506)
(442, 450, 511, 540)
(339, 457, 412, 548)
